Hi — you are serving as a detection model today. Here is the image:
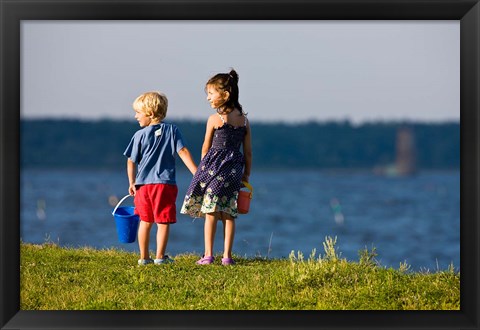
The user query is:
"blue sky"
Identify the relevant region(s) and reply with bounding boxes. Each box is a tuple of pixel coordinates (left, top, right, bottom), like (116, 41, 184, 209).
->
(21, 21, 459, 124)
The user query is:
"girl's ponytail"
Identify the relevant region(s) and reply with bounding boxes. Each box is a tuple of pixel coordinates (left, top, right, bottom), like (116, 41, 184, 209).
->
(229, 70, 239, 84)
(207, 68, 244, 115)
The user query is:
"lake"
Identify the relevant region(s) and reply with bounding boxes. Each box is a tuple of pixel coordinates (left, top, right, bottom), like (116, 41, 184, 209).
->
(21, 168, 460, 271)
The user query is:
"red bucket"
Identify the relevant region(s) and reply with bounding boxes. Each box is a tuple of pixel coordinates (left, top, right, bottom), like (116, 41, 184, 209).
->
(237, 181, 253, 214)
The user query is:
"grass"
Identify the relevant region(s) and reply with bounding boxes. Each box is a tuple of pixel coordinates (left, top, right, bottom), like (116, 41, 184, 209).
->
(20, 237, 460, 310)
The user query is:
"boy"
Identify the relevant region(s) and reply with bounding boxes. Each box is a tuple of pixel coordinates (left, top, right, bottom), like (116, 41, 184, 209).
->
(124, 91, 197, 265)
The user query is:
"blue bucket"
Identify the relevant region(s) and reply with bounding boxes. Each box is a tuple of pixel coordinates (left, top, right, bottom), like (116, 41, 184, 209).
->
(112, 195, 140, 243)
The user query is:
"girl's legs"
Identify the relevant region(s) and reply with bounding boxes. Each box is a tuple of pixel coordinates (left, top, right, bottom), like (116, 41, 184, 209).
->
(155, 223, 170, 259)
(200, 212, 235, 261)
(138, 221, 153, 260)
(221, 212, 236, 259)
(203, 212, 219, 257)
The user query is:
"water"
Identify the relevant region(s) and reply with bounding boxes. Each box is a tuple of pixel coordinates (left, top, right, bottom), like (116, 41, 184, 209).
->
(21, 168, 460, 271)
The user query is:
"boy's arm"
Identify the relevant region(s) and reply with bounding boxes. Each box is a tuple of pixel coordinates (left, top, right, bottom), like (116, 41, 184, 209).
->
(127, 159, 137, 195)
(178, 147, 197, 175)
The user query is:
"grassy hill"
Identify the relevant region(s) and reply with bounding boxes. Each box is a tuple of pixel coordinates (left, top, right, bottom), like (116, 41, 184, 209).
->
(20, 237, 459, 310)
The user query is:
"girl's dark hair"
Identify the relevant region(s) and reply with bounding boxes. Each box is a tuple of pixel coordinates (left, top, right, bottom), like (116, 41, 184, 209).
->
(206, 69, 244, 114)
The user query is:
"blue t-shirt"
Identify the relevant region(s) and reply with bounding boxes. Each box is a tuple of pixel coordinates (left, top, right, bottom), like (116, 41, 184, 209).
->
(124, 122, 186, 185)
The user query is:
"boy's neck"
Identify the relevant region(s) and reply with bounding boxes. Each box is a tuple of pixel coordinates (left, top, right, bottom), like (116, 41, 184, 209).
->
(149, 120, 161, 126)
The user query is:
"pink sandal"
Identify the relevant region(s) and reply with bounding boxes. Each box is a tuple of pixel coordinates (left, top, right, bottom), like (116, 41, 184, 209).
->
(196, 256, 214, 265)
(221, 258, 235, 265)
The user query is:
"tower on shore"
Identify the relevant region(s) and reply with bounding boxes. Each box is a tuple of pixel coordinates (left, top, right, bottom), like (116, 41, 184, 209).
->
(373, 126, 417, 176)
(395, 126, 416, 175)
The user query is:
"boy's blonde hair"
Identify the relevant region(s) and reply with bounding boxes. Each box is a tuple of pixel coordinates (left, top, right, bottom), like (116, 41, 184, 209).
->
(133, 91, 168, 121)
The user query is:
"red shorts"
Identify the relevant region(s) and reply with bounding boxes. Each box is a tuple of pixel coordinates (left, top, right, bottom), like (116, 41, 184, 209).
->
(134, 184, 178, 224)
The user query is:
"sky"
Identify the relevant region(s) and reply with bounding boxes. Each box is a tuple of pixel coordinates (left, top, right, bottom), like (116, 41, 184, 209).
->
(21, 21, 459, 124)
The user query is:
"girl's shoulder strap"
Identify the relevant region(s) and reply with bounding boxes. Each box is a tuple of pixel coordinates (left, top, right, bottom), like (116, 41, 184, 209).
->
(217, 112, 226, 124)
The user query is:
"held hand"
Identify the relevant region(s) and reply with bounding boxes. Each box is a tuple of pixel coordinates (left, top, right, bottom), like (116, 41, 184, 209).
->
(191, 165, 198, 176)
(241, 174, 250, 184)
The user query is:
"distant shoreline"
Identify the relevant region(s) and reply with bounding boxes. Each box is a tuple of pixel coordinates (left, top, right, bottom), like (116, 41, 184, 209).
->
(21, 119, 460, 171)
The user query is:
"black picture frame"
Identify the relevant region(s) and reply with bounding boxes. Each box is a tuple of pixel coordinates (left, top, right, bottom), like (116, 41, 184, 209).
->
(1, 0, 478, 329)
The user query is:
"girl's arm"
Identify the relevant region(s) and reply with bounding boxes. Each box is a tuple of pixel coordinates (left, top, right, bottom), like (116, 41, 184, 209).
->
(201, 115, 216, 159)
(242, 120, 252, 183)
(127, 159, 137, 196)
(178, 147, 198, 175)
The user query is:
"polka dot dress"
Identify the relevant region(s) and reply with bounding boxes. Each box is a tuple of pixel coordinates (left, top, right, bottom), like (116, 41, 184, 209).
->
(181, 115, 246, 218)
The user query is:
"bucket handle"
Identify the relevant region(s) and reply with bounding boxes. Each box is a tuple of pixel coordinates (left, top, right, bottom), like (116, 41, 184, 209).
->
(241, 181, 253, 199)
(112, 194, 134, 215)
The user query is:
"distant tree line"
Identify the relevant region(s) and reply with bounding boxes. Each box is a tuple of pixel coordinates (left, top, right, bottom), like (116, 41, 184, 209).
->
(20, 119, 459, 170)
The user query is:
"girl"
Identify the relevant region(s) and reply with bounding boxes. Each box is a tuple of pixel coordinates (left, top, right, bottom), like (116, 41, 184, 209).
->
(181, 69, 252, 265)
